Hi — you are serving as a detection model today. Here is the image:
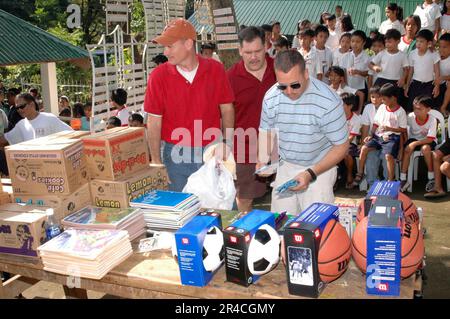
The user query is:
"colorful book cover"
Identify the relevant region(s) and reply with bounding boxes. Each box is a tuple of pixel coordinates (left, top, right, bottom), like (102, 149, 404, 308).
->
(38, 229, 128, 259)
(62, 206, 141, 227)
(130, 190, 196, 210)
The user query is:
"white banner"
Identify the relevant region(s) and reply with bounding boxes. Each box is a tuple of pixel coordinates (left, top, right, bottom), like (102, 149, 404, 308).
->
(216, 34, 238, 41)
(216, 26, 237, 34)
(214, 15, 234, 25)
(217, 42, 240, 50)
(213, 7, 232, 16)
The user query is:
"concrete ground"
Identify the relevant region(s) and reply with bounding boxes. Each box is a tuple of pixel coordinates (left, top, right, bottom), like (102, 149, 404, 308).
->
(12, 162, 450, 299)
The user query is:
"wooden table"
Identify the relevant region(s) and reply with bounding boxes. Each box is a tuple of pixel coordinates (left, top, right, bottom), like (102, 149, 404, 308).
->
(0, 248, 422, 299)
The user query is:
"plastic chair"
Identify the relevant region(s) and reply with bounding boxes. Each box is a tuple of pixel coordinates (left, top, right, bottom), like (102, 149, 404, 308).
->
(406, 110, 446, 192)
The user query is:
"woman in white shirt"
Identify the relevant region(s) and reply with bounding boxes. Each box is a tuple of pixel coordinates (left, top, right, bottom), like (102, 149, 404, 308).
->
(441, 0, 450, 34)
(379, 3, 406, 35)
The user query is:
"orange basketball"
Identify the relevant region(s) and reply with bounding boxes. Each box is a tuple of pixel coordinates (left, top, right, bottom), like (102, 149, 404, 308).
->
(356, 192, 419, 225)
(318, 219, 352, 283)
(351, 217, 424, 279)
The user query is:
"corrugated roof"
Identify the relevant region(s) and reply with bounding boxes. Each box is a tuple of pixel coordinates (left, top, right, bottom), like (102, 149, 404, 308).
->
(189, 0, 420, 35)
(0, 9, 89, 66)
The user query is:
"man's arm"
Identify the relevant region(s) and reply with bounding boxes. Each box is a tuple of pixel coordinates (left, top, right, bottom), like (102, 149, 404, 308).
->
(147, 115, 162, 164)
(219, 103, 235, 144)
(0, 136, 8, 147)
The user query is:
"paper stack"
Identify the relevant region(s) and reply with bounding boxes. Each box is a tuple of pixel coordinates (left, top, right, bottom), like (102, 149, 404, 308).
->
(38, 229, 132, 280)
(61, 206, 145, 241)
(130, 190, 200, 231)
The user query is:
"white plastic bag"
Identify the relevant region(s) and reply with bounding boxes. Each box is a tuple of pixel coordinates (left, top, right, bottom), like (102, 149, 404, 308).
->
(183, 158, 236, 210)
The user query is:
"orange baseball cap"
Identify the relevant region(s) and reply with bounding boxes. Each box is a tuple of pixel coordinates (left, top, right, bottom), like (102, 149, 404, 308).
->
(152, 18, 197, 46)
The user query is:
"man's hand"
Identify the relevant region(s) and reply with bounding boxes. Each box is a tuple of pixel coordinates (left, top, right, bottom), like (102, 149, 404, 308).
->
(290, 170, 313, 192)
(373, 66, 382, 73)
(404, 87, 409, 97)
(255, 161, 271, 177)
(397, 78, 405, 87)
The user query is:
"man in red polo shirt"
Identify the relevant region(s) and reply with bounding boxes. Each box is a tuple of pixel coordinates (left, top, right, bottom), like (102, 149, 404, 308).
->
(227, 26, 277, 213)
(144, 18, 235, 192)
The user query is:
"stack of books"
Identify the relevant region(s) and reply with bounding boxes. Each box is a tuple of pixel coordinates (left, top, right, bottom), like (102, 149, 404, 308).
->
(61, 206, 145, 241)
(130, 190, 200, 231)
(38, 229, 132, 280)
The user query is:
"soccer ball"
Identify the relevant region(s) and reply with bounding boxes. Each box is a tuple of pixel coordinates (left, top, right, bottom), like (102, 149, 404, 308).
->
(202, 226, 225, 272)
(247, 224, 281, 275)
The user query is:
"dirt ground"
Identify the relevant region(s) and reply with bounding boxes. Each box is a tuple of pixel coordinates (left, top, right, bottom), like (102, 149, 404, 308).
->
(13, 164, 450, 299)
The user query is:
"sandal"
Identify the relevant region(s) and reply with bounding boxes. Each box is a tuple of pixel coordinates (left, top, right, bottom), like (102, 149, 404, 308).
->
(424, 190, 447, 199)
(353, 173, 364, 185)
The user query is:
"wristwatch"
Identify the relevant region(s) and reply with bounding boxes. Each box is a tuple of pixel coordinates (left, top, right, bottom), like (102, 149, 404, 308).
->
(306, 168, 317, 182)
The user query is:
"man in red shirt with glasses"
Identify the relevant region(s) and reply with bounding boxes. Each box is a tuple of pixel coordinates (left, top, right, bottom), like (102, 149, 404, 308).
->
(144, 18, 235, 192)
(227, 26, 276, 213)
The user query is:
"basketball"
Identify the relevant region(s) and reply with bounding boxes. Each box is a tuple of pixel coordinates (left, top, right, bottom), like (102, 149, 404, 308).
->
(352, 217, 424, 279)
(318, 219, 352, 283)
(356, 192, 419, 225)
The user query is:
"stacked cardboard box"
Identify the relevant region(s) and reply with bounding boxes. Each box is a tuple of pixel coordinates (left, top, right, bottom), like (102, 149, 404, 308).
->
(86, 128, 169, 209)
(5, 131, 92, 222)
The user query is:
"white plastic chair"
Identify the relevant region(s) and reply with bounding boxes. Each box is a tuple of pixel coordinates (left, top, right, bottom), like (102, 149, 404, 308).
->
(406, 110, 446, 192)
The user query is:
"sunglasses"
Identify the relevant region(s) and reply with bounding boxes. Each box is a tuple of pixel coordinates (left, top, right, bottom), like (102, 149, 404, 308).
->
(16, 103, 28, 110)
(277, 82, 302, 91)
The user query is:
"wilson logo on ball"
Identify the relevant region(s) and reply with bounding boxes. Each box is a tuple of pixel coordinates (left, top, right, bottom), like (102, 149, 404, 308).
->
(182, 238, 189, 245)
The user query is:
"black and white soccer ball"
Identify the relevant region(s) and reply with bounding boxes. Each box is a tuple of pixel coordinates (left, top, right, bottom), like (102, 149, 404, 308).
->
(247, 224, 280, 275)
(202, 226, 225, 272)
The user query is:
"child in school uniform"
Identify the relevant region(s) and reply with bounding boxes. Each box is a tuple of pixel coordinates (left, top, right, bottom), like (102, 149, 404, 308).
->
(436, 32, 450, 115)
(354, 83, 407, 184)
(414, 0, 442, 39)
(329, 66, 365, 113)
(369, 29, 409, 108)
(332, 33, 352, 66)
(298, 29, 323, 79)
(315, 25, 334, 84)
(399, 15, 421, 54)
(340, 93, 362, 188)
(340, 30, 370, 106)
(400, 95, 438, 192)
(379, 3, 405, 35)
(325, 14, 341, 50)
(368, 34, 386, 90)
(406, 29, 441, 113)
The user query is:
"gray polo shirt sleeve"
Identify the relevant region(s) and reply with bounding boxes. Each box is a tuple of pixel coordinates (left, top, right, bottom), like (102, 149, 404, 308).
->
(260, 99, 275, 131)
(319, 99, 348, 145)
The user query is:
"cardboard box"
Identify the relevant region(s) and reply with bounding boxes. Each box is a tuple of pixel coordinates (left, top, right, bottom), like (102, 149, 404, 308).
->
(0, 204, 48, 258)
(223, 210, 276, 287)
(283, 203, 339, 298)
(13, 183, 92, 222)
(366, 197, 402, 296)
(82, 127, 149, 181)
(174, 211, 223, 287)
(90, 165, 169, 209)
(0, 192, 11, 205)
(5, 139, 89, 195)
(20, 130, 91, 146)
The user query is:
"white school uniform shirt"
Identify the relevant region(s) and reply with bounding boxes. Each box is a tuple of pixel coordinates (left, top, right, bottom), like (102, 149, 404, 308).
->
(373, 104, 407, 137)
(4, 112, 72, 145)
(329, 84, 357, 95)
(0, 109, 7, 135)
(315, 46, 333, 83)
(378, 19, 406, 35)
(361, 103, 383, 132)
(442, 14, 450, 32)
(347, 112, 362, 144)
(326, 29, 341, 51)
(408, 49, 441, 83)
(340, 50, 370, 90)
(371, 49, 409, 80)
(398, 36, 413, 53)
(414, 2, 442, 33)
(332, 48, 348, 66)
(407, 113, 437, 142)
(440, 55, 450, 83)
(298, 46, 322, 78)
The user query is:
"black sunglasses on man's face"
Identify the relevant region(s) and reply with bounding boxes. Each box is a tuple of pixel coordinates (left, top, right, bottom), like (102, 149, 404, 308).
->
(16, 103, 28, 110)
(277, 82, 301, 91)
